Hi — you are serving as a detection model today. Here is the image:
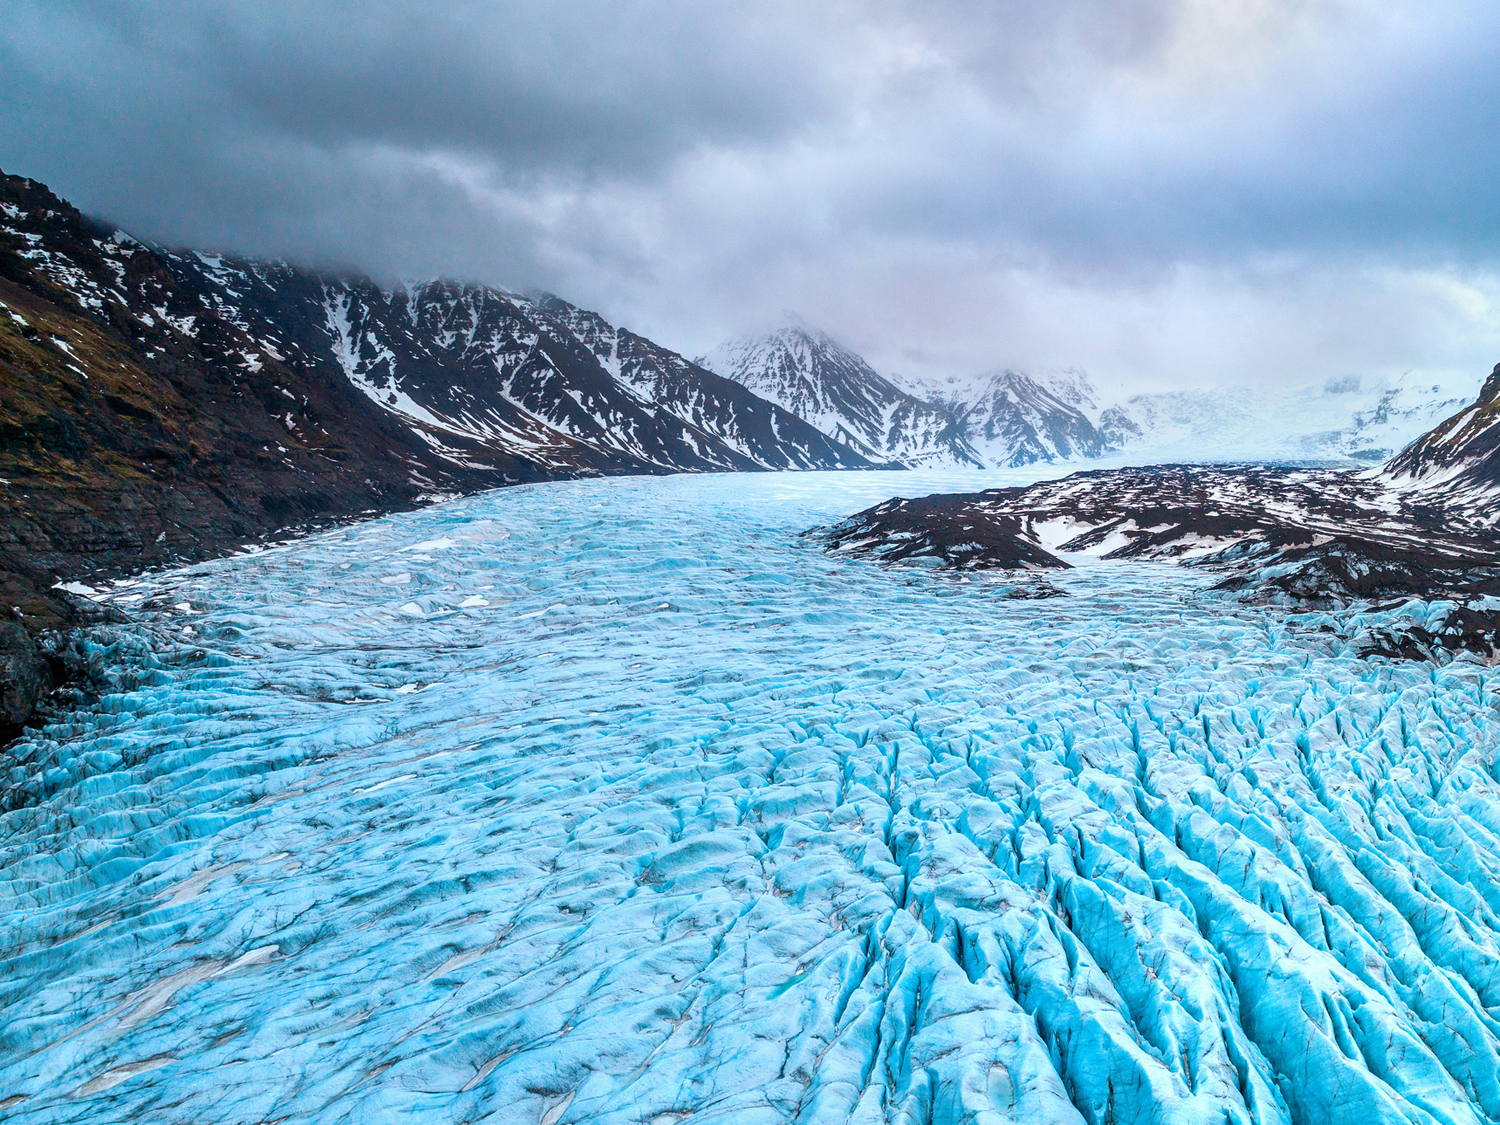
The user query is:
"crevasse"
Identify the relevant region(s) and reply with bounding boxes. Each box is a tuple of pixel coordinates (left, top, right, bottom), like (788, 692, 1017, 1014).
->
(3, 469, 1500, 1125)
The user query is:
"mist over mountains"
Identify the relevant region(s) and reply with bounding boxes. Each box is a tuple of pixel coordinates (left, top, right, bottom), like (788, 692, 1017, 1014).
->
(702, 326, 1474, 470)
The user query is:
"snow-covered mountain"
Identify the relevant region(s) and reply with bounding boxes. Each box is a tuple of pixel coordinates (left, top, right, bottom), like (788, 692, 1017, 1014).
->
(909, 367, 1471, 467)
(1098, 376, 1470, 464)
(0, 170, 868, 493)
(175, 269, 871, 478)
(699, 327, 982, 468)
(710, 326, 1470, 472)
(1382, 362, 1500, 504)
(930, 369, 1118, 466)
(528, 296, 855, 471)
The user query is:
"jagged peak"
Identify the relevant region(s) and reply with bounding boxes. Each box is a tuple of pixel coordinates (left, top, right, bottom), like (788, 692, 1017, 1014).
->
(701, 323, 890, 394)
(1477, 361, 1500, 406)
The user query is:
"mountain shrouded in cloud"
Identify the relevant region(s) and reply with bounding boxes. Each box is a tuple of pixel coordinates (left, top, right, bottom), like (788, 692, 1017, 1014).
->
(4, 2, 1500, 389)
(701, 326, 984, 467)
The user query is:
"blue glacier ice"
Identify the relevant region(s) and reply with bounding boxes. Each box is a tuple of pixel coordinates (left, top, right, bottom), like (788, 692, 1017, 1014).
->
(6, 470, 1500, 1124)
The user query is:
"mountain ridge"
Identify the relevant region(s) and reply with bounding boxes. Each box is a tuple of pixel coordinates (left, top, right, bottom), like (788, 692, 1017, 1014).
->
(719, 327, 1472, 470)
(699, 326, 983, 468)
(0, 170, 870, 737)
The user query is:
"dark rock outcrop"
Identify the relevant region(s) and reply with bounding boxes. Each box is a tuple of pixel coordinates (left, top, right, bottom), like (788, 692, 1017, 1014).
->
(821, 493, 1068, 570)
(0, 618, 52, 741)
(0, 173, 523, 734)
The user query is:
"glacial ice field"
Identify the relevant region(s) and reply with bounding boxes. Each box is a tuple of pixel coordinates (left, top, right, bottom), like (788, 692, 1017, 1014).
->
(7, 470, 1500, 1125)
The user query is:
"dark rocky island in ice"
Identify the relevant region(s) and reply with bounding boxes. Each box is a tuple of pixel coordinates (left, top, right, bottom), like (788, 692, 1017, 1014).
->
(820, 368, 1500, 664)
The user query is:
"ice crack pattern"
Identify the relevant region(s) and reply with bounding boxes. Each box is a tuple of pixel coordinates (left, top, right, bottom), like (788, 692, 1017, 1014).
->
(5, 470, 1500, 1125)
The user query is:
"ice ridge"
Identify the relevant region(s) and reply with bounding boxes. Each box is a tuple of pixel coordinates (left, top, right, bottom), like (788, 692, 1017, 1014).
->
(3, 470, 1500, 1124)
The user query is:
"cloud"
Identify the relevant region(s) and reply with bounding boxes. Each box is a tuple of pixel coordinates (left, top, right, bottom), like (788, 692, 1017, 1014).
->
(4, 0, 1500, 390)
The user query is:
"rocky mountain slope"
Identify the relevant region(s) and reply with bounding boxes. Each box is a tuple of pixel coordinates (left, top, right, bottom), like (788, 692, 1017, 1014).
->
(699, 326, 982, 467)
(1383, 362, 1500, 500)
(0, 170, 869, 737)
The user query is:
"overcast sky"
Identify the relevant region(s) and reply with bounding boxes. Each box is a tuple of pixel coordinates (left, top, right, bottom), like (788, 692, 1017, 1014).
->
(5, 1, 1500, 391)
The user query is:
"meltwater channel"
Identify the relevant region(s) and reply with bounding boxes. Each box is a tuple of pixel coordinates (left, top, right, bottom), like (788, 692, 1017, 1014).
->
(6, 470, 1500, 1125)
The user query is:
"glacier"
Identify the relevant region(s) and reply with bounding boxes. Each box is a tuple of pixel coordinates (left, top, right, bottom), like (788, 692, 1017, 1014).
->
(5, 470, 1500, 1125)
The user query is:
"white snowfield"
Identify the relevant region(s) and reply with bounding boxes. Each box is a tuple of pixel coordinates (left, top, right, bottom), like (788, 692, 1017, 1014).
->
(6, 471, 1500, 1125)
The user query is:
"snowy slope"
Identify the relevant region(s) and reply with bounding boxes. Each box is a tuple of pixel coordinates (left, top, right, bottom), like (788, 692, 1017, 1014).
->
(8, 470, 1500, 1124)
(529, 295, 862, 470)
(1102, 376, 1471, 464)
(0, 172, 871, 483)
(700, 326, 982, 467)
(1383, 362, 1500, 506)
(930, 369, 1116, 466)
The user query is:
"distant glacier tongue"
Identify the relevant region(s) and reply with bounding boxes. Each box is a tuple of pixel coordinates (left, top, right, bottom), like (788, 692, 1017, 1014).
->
(7, 471, 1500, 1125)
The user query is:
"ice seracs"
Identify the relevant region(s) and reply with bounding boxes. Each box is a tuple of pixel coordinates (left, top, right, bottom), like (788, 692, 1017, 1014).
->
(7, 470, 1500, 1124)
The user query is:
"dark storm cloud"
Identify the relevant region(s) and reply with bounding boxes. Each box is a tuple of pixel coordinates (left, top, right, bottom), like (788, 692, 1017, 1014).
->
(10, 1, 829, 169)
(4, 1, 1500, 386)
(817, 4, 1500, 269)
(0, 0, 841, 275)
